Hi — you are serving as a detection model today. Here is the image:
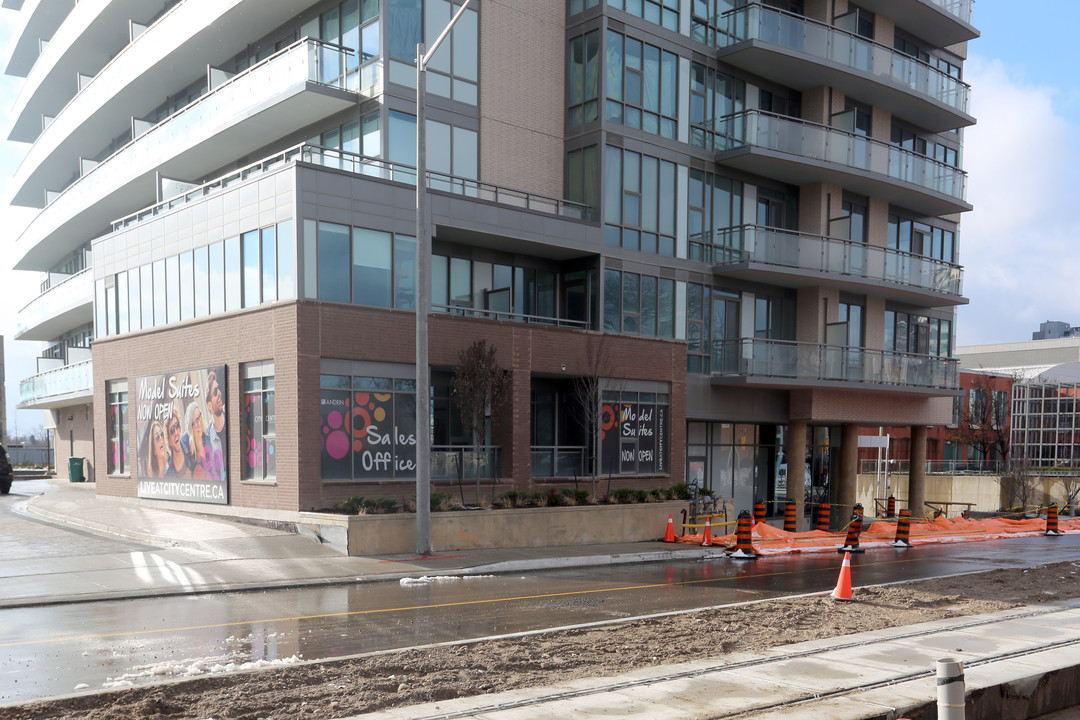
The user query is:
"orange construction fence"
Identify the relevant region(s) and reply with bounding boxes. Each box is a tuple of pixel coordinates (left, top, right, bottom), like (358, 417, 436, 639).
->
(674, 513, 1080, 555)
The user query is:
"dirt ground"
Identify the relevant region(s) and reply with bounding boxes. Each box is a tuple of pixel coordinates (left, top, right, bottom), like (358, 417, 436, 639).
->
(3, 560, 1079, 720)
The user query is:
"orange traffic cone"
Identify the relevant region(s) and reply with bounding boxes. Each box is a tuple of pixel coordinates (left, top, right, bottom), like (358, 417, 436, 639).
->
(701, 518, 712, 547)
(663, 514, 676, 543)
(831, 551, 853, 602)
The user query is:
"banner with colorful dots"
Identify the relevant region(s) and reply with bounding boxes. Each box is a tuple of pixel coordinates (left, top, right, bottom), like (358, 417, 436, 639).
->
(135, 365, 229, 505)
(320, 381, 417, 481)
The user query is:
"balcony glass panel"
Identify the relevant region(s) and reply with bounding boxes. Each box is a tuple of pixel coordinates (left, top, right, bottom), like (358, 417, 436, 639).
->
(19, 359, 93, 407)
(713, 338, 958, 390)
(712, 225, 962, 296)
(931, 0, 973, 25)
(16, 268, 93, 338)
(718, 4, 970, 114)
(716, 110, 967, 202)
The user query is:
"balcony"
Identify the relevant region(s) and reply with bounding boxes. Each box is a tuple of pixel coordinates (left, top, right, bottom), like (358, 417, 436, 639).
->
(703, 225, 965, 307)
(712, 338, 958, 394)
(15, 267, 93, 341)
(847, 0, 978, 47)
(14, 37, 359, 273)
(716, 4, 973, 133)
(18, 359, 93, 410)
(714, 110, 970, 217)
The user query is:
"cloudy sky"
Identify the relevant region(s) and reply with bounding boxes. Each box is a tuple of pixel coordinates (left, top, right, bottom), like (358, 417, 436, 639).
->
(0, 4, 1077, 432)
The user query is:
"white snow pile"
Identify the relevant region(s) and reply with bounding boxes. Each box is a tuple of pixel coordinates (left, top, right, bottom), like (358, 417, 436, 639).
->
(399, 574, 494, 585)
(101, 654, 303, 689)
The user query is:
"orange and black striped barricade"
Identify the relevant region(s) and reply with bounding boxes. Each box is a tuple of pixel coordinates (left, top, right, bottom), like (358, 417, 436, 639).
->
(753, 499, 767, 525)
(838, 510, 865, 553)
(886, 495, 896, 518)
(892, 507, 913, 547)
(729, 510, 758, 560)
(853, 503, 864, 519)
(783, 499, 797, 532)
(1046, 503, 1064, 536)
(816, 502, 831, 532)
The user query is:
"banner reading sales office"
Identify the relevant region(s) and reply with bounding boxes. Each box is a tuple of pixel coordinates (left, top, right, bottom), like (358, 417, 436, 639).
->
(136, 365, 228, 504)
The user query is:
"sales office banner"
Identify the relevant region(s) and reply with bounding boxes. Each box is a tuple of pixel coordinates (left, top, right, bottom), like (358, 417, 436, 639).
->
(136, 365, 229, 504)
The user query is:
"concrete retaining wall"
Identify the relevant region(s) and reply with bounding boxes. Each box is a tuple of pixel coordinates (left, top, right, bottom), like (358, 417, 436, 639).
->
(299, 501, 689, 556)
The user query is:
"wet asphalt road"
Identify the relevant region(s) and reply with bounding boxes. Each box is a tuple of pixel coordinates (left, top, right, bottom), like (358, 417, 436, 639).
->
(2, 509, 1080, 705)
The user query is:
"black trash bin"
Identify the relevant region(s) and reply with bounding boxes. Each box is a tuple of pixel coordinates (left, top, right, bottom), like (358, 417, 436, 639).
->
(68, 457, 85, 483)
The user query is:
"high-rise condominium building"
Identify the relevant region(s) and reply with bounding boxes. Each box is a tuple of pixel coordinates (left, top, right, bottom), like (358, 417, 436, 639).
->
(3, 0, 976, 524)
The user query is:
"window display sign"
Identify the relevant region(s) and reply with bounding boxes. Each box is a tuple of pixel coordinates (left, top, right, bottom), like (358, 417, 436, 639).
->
(600, 395, 669, 475)
(136, 365, 228, 504)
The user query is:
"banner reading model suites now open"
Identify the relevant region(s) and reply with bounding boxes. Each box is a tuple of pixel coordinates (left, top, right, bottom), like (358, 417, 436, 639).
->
(135, 365, 229, 505)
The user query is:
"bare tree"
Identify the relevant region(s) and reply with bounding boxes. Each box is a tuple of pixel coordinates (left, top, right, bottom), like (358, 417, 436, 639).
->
(953, 372, 1011, 466)
(997, 459, 1040, 513)
(573, 334, 623, 498)
(451, 340, 512, 505)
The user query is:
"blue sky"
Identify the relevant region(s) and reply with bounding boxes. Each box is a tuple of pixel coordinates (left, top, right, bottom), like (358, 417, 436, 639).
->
(0, 4, 1077, 432)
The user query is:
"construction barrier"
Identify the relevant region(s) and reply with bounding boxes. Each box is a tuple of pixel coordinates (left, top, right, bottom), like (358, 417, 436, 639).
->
(838, 511, 865, 553)
(816, 502, 831, 532)
(663, 514, 676, 543)
(701, 517, 713, 547)
(753, 499, 766, 525)
(886, 496, 896, 518)
(893, 508, 913, 547)
(1046, 504, 1063, 536)
(729, 510, 758, 559)
(783, 499, 797, 532)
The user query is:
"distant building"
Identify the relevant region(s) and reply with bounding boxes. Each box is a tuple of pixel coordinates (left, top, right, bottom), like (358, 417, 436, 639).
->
(1032, 321, 1080, 341)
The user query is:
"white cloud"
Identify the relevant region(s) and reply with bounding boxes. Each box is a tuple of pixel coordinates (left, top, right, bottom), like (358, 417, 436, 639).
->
(958, 57, 1080, 346)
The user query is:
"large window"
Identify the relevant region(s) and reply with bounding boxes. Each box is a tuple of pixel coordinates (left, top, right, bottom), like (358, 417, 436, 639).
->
(885, 310, 952, 357)
(888, 214, 957, 263)
(97, 220, 295, 338)
(604, 146, 676, 255)
(567, 145, 600, 221)
(605, 30, 678, 139)
(690, 63, 745, 151)
(603, 269, 675, 338)
(242, 362, 276, 482)
(688, 169, 743, 262)
(608, 0, 679, 32)
(320, 373, 416, 481)
(316, 221, 416, 309)
(599, 390, 670, 475)
(568, 29, 600, 128)
(107, 381, 130, 475)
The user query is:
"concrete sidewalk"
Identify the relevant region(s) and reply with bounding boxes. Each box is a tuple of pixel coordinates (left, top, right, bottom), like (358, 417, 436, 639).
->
(6, 478, 719, 608)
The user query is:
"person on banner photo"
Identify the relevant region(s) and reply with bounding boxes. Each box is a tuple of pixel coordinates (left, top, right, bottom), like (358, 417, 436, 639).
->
(182, 398, 209, 480)
(205, 369, 226, 481)
(146, 419, 169, 478)
(165, 399, 192, 479)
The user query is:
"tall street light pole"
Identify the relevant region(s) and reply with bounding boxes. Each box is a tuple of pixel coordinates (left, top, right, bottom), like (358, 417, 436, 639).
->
(416, 0, 473, 555)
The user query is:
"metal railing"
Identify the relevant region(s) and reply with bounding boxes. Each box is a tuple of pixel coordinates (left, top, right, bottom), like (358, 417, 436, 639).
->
(930, 0, 974, 25)
(713, 337, 958, 390)
(113, 143, 590, 231)
(860, 459, 1004, 475)
(431, 303, 589, 329)
(702, 224, 963, 296)
(717, 4, 970, 113)
(530, 446, 588, 478)
(713, 110, 967, 202)
(431, 446, 499, 481)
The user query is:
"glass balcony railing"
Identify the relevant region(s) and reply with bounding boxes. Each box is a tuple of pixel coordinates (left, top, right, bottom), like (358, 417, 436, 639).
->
(114, 144, 591, 230)
(715, 110, 967, 203)
(718, 4, 970, 115)
(16, 267, 93, 339)
(19, 359, 93, 408)
(930, 0, 973, 25)
(713, 338, 958, 391)
(700, 225, 963, 298)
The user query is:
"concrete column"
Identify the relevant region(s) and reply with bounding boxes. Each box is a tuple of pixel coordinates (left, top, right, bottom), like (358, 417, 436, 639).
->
(839, 423, 859, 516)
(909, 425, 928, 518)
(786, 421, 808, 530)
